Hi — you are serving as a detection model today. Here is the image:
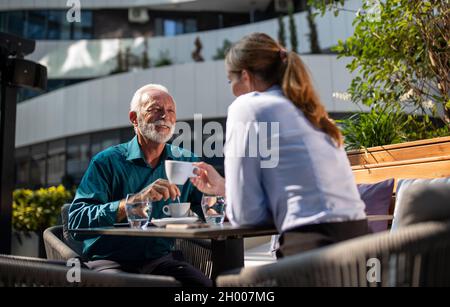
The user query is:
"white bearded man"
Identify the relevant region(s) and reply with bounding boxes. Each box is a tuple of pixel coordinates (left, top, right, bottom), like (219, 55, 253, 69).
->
(68, 84, 212, 286)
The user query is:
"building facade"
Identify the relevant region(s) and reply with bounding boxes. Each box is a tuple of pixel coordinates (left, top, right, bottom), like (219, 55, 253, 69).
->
(1, 0, 364, 189)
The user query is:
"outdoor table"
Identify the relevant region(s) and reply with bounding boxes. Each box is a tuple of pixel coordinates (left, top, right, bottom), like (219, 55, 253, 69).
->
(69, 215, 391, 278)
(69, 222, 278, 279)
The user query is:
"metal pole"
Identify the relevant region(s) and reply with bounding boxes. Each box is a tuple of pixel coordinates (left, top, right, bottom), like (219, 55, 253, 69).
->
(0, 32, 45, 255)
(0, 78, 17, 254)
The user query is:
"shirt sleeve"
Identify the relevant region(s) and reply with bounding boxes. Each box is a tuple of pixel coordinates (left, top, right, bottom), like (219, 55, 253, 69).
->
(68, 157, 119, 240)
(224, 98, 272, 227)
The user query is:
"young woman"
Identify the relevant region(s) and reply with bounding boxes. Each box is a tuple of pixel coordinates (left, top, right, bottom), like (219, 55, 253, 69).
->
(191, 33, 368, 258)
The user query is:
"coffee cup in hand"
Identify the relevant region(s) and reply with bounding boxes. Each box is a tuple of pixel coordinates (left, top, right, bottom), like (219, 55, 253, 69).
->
(165, 160, 197, 185)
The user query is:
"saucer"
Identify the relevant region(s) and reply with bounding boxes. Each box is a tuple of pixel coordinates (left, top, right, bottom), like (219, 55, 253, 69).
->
(151, 217, 199, 227)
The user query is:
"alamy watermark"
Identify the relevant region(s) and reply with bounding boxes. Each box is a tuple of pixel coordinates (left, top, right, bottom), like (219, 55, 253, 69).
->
(66, 0, 81, 23)
(66, 258, 81, 283)
(366, 258, 381, 283)
(170, 114, 279, 168)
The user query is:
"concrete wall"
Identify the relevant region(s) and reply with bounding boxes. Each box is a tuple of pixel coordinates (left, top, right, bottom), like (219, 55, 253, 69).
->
(16, 55, 359, 147)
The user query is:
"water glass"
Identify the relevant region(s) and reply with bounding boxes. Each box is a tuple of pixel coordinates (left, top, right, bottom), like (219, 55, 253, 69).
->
(201, 195, 226, 225)
(125, 193, 152, 229)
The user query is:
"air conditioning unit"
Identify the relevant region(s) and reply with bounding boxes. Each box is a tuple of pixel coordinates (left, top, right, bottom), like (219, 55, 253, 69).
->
(128, 8, 149, 23)
(274, 0, 293, 13)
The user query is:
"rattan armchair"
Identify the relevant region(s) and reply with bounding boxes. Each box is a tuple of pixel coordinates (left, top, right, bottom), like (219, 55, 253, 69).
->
(44, 204, 213, 278)
(216, 221, 450, 287)
(0, 254, 180, 287)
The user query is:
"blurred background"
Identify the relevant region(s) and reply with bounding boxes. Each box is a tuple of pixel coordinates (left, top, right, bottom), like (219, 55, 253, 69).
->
(1, 0, 363, 190)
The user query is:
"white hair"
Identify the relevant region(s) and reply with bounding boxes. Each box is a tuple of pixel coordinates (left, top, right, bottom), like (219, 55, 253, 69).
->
(129, 83, 175, 114)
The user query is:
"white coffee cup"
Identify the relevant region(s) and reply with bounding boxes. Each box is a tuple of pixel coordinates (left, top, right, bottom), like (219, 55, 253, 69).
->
(162, 202, 191, 217)
(165, 160, 197, 185)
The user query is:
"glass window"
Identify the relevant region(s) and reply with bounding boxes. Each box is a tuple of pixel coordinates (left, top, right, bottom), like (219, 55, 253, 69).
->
(30, 143, 47, 188)
(18, 79, 90, 103)
(47, 139, 66, 186)
(175, 19, 184, 35)
(73, 10, 93, 39)
(47, 79, 67, 91)
(15, 147, 30, 187)
(164, 19, 177, 36)
(0, 12, 8, 32)
(47, 10, 71, 40)
(154, 18, 164, 36)
(26, 10, 48, 39)
(17, 88, 40, 103)
(66, 135, 90, 185)
(91, 130, 120, 157)
(8, 11, 25, 37)
(155, 17, 195, 37)
(185, 19, 197, 33)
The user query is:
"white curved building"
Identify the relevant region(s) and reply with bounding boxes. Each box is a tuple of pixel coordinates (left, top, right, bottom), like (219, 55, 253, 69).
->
(0, 0, 363, 188)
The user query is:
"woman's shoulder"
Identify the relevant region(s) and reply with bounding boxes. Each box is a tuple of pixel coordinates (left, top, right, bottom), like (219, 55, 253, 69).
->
(229, 90, 291, 119)
(227, 92, 259, 120)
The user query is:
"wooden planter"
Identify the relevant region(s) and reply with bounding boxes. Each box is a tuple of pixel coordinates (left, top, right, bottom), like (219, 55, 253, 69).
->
(347, 136, 450, 190)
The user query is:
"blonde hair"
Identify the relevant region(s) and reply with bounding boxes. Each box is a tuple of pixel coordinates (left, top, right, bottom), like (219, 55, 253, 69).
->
(226, 33, 343, 147)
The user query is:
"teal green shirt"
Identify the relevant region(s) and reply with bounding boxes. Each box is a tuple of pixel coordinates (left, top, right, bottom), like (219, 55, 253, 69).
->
(69, 136, 204, 261)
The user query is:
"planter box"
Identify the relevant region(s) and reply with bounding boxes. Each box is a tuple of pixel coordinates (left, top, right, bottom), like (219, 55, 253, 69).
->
(11, 231, 39, 257)
(11, 231, 46, 258)
(347, 136, 450, 189)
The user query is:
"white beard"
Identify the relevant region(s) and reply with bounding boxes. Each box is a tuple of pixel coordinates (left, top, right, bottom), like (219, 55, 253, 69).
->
(137, 118, 175, 144)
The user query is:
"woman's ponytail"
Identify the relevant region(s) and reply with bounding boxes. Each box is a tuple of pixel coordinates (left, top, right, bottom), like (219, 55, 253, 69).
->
(282, 52, 343, 147)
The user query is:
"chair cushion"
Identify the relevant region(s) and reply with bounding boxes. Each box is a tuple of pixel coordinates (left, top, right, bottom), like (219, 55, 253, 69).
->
(391, 177, 450, 230)
(357, 178, 394, 233)
(394, 181, 450, 229)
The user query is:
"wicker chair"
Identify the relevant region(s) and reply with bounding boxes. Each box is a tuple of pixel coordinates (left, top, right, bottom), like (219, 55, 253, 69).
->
(43, 225, 81, 261)
(216, 221, 450, 287)
(44, 204, 213, 278)
(0, 254, 180, 287)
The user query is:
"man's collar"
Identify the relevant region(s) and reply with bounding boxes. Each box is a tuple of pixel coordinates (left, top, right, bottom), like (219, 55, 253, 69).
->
(126, 135, 175, 162)
(164, 143, 176, 160)
(126, 136, 145, 161)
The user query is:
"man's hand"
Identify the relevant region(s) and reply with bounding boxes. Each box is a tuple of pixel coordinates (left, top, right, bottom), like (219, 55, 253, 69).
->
(117, 179, 181, 222)
(139, 178, 181, 201)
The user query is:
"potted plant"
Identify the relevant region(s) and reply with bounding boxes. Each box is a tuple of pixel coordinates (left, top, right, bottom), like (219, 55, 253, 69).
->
(338, 104, 449, 152)
(154, 50, 173, 67)
(213, 39, 232, 60)
(12, 185, 73, 258)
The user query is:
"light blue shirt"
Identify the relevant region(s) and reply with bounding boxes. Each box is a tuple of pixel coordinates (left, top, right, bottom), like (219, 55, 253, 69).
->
(224, 85, 366, 233)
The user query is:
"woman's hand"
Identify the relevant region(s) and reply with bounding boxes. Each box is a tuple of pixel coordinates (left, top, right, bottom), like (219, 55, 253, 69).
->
(190, 162, 225, 196)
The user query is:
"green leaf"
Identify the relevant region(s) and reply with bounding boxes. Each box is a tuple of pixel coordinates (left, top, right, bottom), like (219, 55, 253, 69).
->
(12, 185, 73, 233)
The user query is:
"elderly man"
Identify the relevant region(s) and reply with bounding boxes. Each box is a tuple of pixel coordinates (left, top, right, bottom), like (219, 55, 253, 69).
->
(69, 84, 211, 286)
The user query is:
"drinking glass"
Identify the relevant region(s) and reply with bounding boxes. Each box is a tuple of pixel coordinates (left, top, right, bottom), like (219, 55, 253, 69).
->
(201, 195, 226, 225)
(125, 193, 152, 229)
